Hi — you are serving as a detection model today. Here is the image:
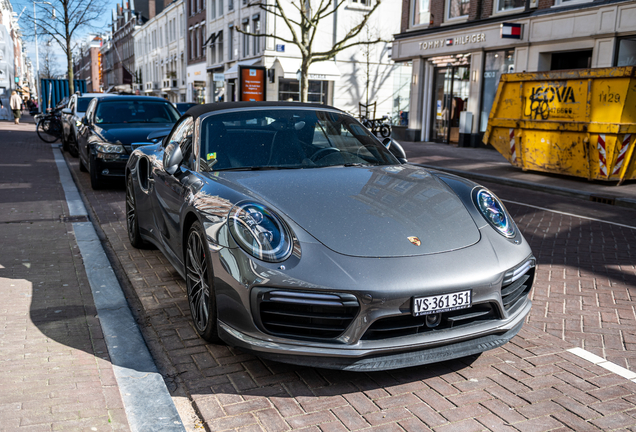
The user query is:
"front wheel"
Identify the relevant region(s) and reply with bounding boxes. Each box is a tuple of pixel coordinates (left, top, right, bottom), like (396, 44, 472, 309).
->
(379, 124, 391, 138)
(126, 173, 151, 249)
(36, 119, 60, 143)
(186, 221, 219, 343)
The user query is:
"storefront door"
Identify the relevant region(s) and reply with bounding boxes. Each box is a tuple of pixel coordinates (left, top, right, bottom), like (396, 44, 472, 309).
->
(431, 65, 470, 144)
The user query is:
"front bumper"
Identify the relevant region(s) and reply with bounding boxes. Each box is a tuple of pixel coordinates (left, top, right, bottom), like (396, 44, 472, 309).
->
(93, 152, 129, 177)
(218, 300, 529, 371)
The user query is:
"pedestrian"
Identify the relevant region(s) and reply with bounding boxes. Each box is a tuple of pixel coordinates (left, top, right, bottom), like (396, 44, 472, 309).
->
(10, 91, 22, 125)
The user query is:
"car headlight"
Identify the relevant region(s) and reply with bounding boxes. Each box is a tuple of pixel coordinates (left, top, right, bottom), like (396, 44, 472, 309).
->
(95, 143, 125, 153)
(228, 202, 293, 263)
(474, 188, 516, 238)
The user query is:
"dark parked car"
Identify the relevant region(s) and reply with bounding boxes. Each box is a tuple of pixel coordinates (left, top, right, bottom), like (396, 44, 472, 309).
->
(61, 92, 104, 156)
(77, 95, 180, 189)
(125, 102, 535, 371)
(176, 102, 198, 115)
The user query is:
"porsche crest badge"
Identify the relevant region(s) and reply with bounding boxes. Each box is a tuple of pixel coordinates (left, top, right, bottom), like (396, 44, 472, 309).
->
(408, 236, 421, 246)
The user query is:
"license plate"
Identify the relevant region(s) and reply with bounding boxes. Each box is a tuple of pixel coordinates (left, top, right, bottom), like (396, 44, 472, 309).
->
(412, 290, 472, 316)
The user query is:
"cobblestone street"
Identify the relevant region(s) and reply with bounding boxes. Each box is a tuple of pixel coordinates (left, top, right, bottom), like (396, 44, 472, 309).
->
(61, 146, 636, 431)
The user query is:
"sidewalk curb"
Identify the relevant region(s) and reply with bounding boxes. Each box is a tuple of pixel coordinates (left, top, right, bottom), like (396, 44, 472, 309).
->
(416, 163, 636, 210)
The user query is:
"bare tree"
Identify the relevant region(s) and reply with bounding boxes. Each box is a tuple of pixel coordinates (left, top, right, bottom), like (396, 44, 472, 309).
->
(238, 0, 384, 102)
(20, 0, 105, 94)
(40, 42, 61, 79)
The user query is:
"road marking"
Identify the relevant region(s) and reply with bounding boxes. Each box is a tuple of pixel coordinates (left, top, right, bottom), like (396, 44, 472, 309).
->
(567, 348, 636, 381)
(51, 146, 185, 432)
(502, 199, 636, 230)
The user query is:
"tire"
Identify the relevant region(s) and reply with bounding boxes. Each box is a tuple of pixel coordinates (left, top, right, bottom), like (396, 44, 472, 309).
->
(62, 133, 70, 152)
(36, 119, 60, 143)
(185, 221, 219, 343)
(379, 124, 391, 138)
(89, 154, 102, 189)
(68, 135, 79, 158)
(79, 156, 88, 172)
(125, 173, 152, 249)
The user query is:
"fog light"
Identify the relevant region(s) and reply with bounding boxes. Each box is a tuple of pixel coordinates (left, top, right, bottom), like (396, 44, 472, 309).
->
(102, 169, 110, 175)
(425, 313, 442, 328)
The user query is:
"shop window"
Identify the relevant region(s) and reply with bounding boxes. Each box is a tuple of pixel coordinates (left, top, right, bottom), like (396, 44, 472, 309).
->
(447, 0, 469, 20)
(496, 0, 524, 12)
(480, 49, 515, 132)
(412, 0, 430, 26)
(616, 37, 636, 66)
(278, 78, 328, 104)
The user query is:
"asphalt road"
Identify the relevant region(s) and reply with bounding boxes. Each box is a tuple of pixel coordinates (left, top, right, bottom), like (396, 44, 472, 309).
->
(61, 139, 636, 431)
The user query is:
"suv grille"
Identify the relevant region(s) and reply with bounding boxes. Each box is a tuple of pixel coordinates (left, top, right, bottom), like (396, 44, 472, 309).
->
(258, 290, 359, 340)
(361, 303, 498, 341)
(502, 258, 535, 313)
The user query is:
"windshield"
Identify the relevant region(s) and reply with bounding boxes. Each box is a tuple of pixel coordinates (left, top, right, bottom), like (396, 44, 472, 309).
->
(176, 102, 197, 114)
(77, 97, 93, 113)
(94, 100, 180, 124)
(200, 109, 398, 171)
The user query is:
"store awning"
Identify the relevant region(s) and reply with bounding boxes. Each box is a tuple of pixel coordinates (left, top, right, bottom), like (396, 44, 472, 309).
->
(275, 57, 341, 81)
(224, 59, 261, 80)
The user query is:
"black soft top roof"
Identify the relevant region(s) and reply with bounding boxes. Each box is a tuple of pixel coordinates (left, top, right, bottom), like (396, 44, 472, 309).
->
(184, 101, 342, 120)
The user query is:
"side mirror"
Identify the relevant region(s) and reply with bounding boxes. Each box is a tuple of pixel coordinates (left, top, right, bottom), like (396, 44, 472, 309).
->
(163, 142, 183, 175)
(61, 108, 72, 115)
(383, 138, 408, 164)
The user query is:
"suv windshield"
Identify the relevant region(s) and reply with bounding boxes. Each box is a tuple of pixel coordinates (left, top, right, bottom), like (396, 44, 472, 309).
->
(77, 97, 94, 113)
(94, 100, 180, 124)
(200, 109, 398, 171)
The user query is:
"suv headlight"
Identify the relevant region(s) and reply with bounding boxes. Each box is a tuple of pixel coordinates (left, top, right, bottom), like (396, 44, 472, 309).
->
(474, 188, 516, 238)
(228, 202, 293, 263)
(95, 143, 125, 153)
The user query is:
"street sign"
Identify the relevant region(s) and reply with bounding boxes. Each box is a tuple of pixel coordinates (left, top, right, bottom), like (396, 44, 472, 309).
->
(213, 73, 225, 81)
(276, 44, 285, 52)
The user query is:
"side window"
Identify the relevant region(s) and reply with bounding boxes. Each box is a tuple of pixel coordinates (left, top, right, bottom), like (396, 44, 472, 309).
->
(167, 116, 195, 169)
(85, 99, 97, 124)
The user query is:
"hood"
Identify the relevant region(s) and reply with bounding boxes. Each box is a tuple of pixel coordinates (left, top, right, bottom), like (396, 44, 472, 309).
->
(218, 164, 480, 258)
(94, 123, 175, 147)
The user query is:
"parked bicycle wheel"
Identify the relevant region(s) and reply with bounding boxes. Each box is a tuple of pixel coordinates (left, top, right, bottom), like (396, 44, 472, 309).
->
(379, 124, 392, 138)
(37, 117, 62, 143)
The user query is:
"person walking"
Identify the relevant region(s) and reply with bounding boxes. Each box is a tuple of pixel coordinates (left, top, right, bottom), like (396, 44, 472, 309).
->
(10, 91, 22, 125)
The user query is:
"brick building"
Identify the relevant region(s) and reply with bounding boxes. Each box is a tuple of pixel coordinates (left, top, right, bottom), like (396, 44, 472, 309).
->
(392, 0, 636, 143)
(186, 0, 206, 103)
(74, 36, 102, 93)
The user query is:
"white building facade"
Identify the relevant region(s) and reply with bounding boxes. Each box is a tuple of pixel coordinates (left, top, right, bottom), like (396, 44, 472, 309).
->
(133, 0, 187, 102)
(204, 0, 405, 117)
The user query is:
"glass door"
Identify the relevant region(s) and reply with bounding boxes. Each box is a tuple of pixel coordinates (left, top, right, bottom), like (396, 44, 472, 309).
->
(431, 64, 471, 144)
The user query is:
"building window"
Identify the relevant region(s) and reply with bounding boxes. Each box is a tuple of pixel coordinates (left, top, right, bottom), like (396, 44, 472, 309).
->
(218, 31, 224, 62)
(195, 27, 200, 58)
(219, 0, 224, 16)
(211, 0, 216, 19)
(228, 0, 234, 11)
(200, 25, 206, 57)
(242, 21, 250, 57)
(210, 36, 217, 64)
(496, 0, 524, 12)
(412, 0, 430, 26)
(617, 37, 636, 66)
(189, 29, 194, 60)
(447, 0, 469, 20)
(228, 25, 234, 60)
(278, 78, 328, 103)
(253, 17, 260, 54)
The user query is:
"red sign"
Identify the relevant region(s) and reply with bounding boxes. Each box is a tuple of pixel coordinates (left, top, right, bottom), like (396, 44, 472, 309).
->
(239, 66, 266, 101)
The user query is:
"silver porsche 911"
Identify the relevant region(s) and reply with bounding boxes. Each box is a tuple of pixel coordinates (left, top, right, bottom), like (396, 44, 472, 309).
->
(125, 102, 534, 371)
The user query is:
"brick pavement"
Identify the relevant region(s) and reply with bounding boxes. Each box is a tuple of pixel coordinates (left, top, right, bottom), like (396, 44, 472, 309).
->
(62, 144, 636, 431)
(0, 122, 129, 431)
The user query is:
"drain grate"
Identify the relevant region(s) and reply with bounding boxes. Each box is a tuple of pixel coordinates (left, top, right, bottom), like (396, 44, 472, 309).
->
(60, 215, 89, 223)
(589, 196, 615, 205)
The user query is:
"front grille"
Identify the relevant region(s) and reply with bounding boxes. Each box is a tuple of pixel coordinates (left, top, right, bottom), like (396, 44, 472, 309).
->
(258, 290, 359, 340)
(501, 258, 535, 313)
(361, 303, 498, 341)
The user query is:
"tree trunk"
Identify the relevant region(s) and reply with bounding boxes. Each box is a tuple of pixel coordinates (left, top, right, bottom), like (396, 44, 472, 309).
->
(65, 8, 74, 95)
(300, 58, 310, 103)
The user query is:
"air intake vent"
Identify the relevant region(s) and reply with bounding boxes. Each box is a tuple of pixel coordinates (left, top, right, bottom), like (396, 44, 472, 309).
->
(258, 290, 359, 340)
(502, 258, 535, 313)
(361, 303, 498, 341)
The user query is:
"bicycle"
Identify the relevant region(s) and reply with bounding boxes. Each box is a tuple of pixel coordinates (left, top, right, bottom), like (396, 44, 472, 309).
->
(360, 115, 392, 138)
(36, 110, 64, 143)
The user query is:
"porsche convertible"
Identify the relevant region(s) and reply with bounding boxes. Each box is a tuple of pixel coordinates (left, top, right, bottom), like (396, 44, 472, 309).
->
(125, 102, 535, 371)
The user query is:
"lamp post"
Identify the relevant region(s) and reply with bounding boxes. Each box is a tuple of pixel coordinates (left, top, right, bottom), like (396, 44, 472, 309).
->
(33, 1, 52, 111)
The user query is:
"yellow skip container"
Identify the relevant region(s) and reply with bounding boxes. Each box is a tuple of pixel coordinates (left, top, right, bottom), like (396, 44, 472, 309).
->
(483, 67, 636, 184)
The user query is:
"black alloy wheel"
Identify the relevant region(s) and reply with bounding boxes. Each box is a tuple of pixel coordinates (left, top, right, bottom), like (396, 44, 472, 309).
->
(125, 173, 150, 249)
(89, 154, 102, 190)
(186, 221, 219, 342)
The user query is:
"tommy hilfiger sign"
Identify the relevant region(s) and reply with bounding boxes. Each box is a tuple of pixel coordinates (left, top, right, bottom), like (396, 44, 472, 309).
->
(419, 33, 486, 50)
